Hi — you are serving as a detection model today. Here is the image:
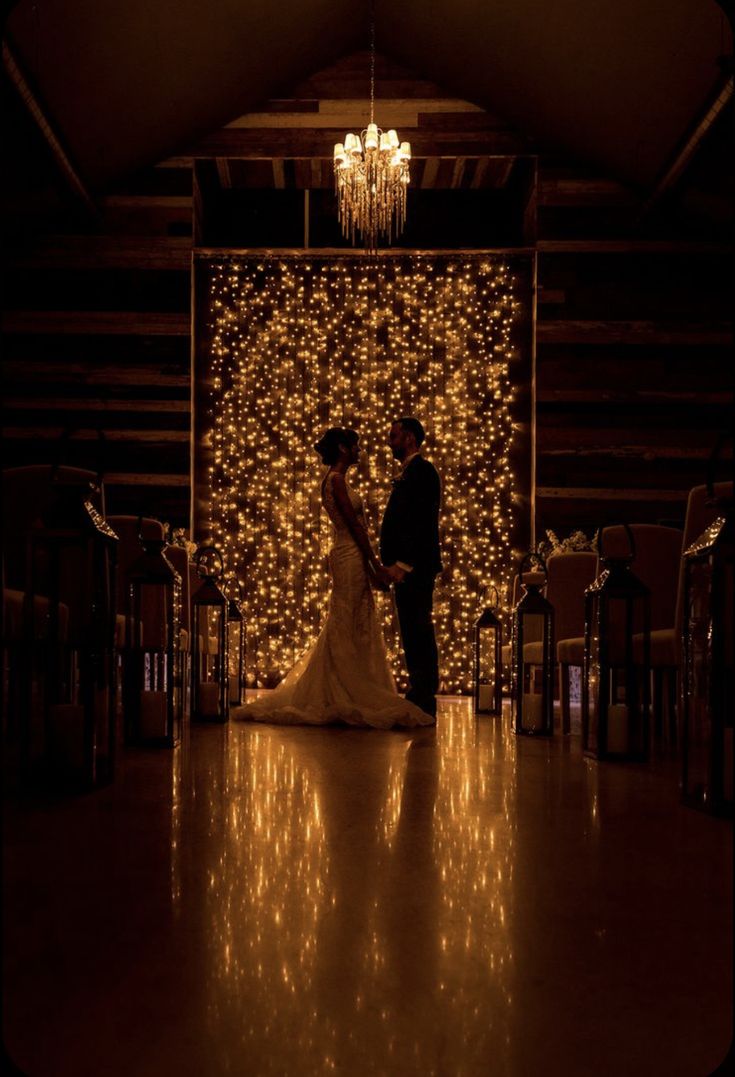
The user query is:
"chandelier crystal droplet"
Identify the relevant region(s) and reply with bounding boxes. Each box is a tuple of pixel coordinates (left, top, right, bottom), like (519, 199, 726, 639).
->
(333, 11, 411, 251)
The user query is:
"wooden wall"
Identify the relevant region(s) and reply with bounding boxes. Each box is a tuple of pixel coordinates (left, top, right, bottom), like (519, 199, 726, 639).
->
(1, 52, 731, 539)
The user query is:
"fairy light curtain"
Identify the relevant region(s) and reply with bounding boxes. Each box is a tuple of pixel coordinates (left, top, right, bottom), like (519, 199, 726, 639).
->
(198, 254, 529, 695)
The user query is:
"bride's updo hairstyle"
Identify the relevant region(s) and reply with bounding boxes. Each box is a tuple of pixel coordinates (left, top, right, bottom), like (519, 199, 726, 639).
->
(313, 427, 358, 466)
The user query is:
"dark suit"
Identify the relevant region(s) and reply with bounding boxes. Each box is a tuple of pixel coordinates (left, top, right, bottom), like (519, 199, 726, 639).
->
(380, 455, 442, 717)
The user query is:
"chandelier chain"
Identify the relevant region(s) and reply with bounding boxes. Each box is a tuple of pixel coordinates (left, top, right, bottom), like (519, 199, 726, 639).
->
(332, 0, 411, 251)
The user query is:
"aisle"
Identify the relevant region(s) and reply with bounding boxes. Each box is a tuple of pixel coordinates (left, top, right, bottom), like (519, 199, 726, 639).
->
(3, 699, 732, 1076)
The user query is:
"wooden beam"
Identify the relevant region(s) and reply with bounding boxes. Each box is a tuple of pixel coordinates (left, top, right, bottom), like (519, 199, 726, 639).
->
(537, 239, 730, 254)
(638, 74, 734, 220)
(1, 427, 190, 442)
(537, 388, 731, 404)
(2, 40, 100, 224)
(538, 427, 731, 454)
(104, 473, 190, 487)
(536, 320, 731, 346)
(1, 312, 190, 336)
(3, 398, 190, 413)
(187, 128, 532, 158)
(1, 236, 192, 271)
(537, 487, 689, 501)
(538, 178, 639, 206)
(215, 159, 232, 189)
(2, 362, 189, 387)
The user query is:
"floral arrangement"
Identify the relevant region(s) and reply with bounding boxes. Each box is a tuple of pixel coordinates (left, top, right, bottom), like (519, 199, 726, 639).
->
(163, 524, 198, 559)
(537, 528, 597, 559)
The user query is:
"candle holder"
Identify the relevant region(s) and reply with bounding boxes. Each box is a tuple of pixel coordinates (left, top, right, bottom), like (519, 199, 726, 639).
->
(474, 585, 503, 716)
(124, 527, 183, 747)
(227, 578, 245, 706)
(582, 523, 650, 761)
(681, 441, 733, 816)
(6, 463, 118, 789)
(191, 545, 229, 723)
(511, 553, 554, 736)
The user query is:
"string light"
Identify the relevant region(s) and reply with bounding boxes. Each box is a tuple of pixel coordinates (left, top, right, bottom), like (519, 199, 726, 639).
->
(205, 255, 520, 694)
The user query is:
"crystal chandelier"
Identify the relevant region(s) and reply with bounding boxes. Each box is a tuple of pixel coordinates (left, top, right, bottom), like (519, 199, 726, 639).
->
(333, 9, 411, 251)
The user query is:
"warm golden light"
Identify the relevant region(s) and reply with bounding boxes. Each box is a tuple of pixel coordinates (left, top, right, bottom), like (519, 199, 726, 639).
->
(204, 255, 520, 694)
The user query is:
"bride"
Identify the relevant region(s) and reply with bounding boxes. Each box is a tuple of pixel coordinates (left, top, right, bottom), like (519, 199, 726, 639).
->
(232, 427, 435, 729)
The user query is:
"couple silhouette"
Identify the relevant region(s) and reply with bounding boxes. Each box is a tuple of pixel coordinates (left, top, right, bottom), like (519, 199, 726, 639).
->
(233, 417, 441, 728)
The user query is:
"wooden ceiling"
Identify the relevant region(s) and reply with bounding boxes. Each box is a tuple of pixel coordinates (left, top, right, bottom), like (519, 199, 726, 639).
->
(3, 0, 731, 193)
(186, 52, 532, 193)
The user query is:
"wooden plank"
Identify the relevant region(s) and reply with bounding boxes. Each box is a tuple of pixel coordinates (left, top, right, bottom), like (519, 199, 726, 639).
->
(156, 157, 194, 169)
(537, 388, 731, 404)
(421, 158, 440, 189)
(435, 158, 456, 188)
(319, 98, 484, 116)
(1, 311, 191, 335)
(2, 362, 189, 387)
(1, 427, 190, 442)
(536, 320, 732, 345)
(3, 398, 190, 412)
(537, 487, 689, 501)
(291, 79, 446, 100)
(450, 158, 466, 188)
(417, 111, 512, 130)
(187, 127, 532, 158)
(487, 157, 516, 187)
(537, 239, 729, 254)
(538, 356, 733, 391)
(263, 99, 320, 113)
(537, 288, 565, 304)
(1, 236, 192, 271)
(226, 100, 486, 129)
(272, 159, 286, 189)
(538, 178, 638, 206)
(99, 196, 193, 210)
(538, 427, 730, 453)
(215, 159, 232, 189)
(104, 473, 190, 487)
(470, 158, 489, 189)
(538, 443, 720, 461)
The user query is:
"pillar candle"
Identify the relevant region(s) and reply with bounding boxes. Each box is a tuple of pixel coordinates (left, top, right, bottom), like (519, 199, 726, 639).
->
(724, 727, 733, 804)
(606, 704, 629, 754)
(49, 704, 85, 771)
(198, 681, 220, 717)
(140, 691, 168, 739)
(478, 684, 495, 711)
(229, 675, 240, 704)
(522, 694, 543, 730)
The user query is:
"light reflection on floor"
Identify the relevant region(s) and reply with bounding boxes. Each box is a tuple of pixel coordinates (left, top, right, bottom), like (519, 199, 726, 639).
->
(3, 697, 732, 1076)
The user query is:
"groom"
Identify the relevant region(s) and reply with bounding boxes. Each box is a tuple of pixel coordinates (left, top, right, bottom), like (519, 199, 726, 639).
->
(380, 417, 442, 720)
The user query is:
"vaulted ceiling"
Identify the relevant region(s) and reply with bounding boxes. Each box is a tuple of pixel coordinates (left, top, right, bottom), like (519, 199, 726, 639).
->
(3, 0, 732, 193)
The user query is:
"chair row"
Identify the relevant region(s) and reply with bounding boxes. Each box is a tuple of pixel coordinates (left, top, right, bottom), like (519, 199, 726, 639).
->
(504, 480, 732, 740)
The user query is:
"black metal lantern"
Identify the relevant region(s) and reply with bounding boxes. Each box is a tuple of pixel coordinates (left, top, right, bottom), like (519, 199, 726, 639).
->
(191, 545, 229, 723)
(227, 578, 245, 706)
(124, 530, 183, 747)
(681, 469, 734, 816)
(582, 524, 650, 761)
(7, 465, 118, 789)
(474, 586, 503, 715)
(511, 554, 554, 736)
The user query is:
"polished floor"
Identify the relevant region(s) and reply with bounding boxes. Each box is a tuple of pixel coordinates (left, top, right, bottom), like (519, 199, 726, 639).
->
(3, 698, 732, 1077)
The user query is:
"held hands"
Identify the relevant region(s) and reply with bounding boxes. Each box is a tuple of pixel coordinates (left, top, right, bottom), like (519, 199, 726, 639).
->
(369, 564, 408, 591)
(370, 565, 393, 592)
(384, 563, 407, 583)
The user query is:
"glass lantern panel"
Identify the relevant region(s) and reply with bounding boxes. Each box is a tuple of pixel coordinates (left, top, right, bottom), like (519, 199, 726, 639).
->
(686, 559, 714, 801)
(478, 627, 498, 681)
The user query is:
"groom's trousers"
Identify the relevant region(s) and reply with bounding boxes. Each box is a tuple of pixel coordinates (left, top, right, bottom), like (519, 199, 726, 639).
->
(394, 571, 439, 716)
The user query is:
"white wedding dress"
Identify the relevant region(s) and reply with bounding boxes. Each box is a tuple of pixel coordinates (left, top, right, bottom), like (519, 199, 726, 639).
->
(232, 472, 434, 729)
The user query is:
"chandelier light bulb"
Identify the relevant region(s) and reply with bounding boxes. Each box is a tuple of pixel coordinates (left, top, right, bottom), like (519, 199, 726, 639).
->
(333, 14, 411, 251)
